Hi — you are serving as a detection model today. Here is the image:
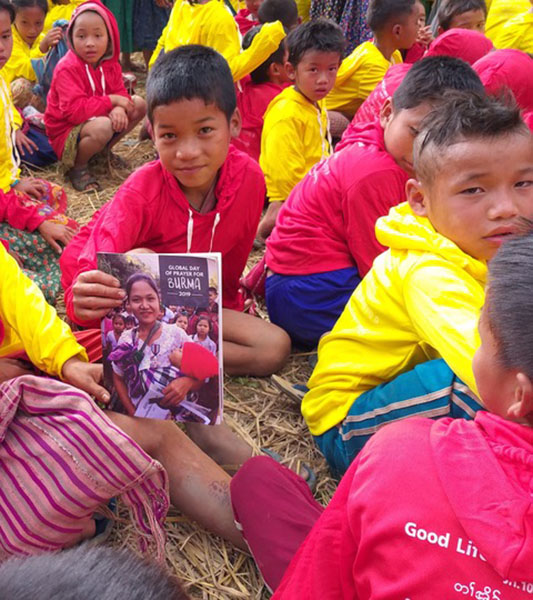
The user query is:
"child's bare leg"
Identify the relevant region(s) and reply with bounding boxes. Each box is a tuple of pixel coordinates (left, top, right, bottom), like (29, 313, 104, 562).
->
(74, 117, 114, 168)
(108, 96, 147, 149)
(185, 421, 253, 466)
(257, 201, 283, 242)
(222, 308, 291, 376)
(107, 412, 246, 550)
(142, 49, 152, 69)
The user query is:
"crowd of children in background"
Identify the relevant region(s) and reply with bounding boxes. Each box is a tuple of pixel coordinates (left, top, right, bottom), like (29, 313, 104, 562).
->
(1, 0, 533, 596)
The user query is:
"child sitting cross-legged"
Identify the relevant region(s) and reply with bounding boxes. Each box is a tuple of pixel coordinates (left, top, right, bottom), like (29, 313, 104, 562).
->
(230, 223, 533, 597)
(303, 91, 533, 478)
(257, 17, 345, 240)
(44, 2, 146, 191)
(325, 0, 422, 120)
(265, 56, 485, 349)
(60, 45, 291, 467)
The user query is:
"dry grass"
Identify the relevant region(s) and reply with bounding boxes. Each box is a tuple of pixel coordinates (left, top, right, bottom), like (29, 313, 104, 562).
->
(42, 56, 337, 599)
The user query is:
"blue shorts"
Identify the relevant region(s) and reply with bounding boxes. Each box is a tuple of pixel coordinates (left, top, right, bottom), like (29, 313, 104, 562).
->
(314, 358, 484, 478)
(265, 266, 360, 349)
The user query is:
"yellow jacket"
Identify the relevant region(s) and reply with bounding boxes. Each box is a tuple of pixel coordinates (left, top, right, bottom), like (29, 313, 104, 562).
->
(485, 0, 530, 42)
(260, 85, 330, 203)
(326, 41, 402, 117)
(43, 0, 84, 34)
(302, 203, 486, 436)
(0, 74, 21, 192)
(492, 10, 533, 52)
(1, 26, 45, 84)
(0, 245, 87, 377)
(149, 0, 285, 82)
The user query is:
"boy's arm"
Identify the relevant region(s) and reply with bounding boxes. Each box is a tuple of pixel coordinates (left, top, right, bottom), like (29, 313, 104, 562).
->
(0, 245, 87, 376)
(54, 68, 113, 124)
(343, 169, 408, 277)
(1, 47, 36, 84)
(405, 260, 485, 394)
(226, 21, 286, 82)
(260, 116, 307, 203)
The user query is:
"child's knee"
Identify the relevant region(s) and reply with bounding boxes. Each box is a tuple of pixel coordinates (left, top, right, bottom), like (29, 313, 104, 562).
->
(255, 323, 291, 375)
(83, 117, 114, 147)
(131, 95, 147, 121)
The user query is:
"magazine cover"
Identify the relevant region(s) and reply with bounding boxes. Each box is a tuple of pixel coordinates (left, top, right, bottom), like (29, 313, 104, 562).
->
(98, 252, 223, 425)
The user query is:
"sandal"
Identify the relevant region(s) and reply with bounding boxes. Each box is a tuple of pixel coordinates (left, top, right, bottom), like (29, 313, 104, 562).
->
(270, 375, 307, 404)
(261, 448, 317, 493)
(67, 167, 100, 192)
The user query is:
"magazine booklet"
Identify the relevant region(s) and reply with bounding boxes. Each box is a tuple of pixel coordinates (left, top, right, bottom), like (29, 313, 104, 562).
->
(98, 251, 223, 425)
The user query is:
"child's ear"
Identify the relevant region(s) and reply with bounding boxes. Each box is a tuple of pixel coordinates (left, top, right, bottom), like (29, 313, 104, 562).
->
(507, 372, 533, 422)
(229, 107, 242, 138)
(436, 25, 444, 36)
(285, 61, 296, 81)
(379, 97, 394, 129)
(406, 178, 428, 217)
(392, 23, 402, 39)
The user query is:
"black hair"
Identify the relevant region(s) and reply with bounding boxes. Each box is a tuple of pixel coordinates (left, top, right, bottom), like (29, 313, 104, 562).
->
(0, 0, 14, 21)
(125, 315, 136, 325)
(414, 91, 528, 186)
(366, 0, 417, 32)
(0, 545, 190, 600)
(392, 55, 485, 111)
(147, 45, 236, 123)
(487, 225, 533, 381)
(258, 0, 298, 29)
(437, 0, 486, 31)
(112, 312, 125, 323)
(243, 26, 286, 84)
(125, 273, 160, 299)
(11, 0, 48, 15)
(286, 17, 345, 66)
(208, 286, 218, 294)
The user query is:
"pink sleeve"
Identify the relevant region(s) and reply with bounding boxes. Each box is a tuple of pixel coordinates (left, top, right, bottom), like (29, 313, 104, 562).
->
(55, 68, 113, 125)
(0, 190, 46, 231)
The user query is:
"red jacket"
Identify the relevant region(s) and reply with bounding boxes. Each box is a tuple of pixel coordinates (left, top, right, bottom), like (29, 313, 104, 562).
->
(233, 77, 285, 162)
(235, 8, 258, 36)
(60, 147, 265, 326)
(265, 120, 409, 278)
(44, 1, 130, 158)
(275, 412, 533, 599)
(337, 63, 411, 152)
(0, 190, 46, 232)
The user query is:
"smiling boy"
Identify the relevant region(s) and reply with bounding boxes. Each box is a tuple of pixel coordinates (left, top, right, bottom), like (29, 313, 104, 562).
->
(304, 91, 533, 476)
(257, 17, 345, 240)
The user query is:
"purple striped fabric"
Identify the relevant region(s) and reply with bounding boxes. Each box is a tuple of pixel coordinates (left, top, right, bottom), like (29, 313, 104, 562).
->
(0, 375, 169, 560)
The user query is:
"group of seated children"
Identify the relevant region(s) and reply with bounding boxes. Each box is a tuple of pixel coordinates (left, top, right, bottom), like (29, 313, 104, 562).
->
(1, 0, 533, 596)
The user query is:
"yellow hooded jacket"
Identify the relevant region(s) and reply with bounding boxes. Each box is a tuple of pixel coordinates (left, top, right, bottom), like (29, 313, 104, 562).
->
(0, 245, 87, 377)
(0, 73, 22, 193)
(302, 203, 487, 436)
(260, 85, 330, 203)
(325, 41, 402, 117)
(43, 0, 84, 34)
(485, 0, 530, 42)
(492, 10, 533, 53)
(1, 26, 45, 84)
(149, 0, 285, 82)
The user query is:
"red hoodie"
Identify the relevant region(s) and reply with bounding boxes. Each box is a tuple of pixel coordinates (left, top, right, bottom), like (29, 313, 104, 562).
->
(425, 28, 494, 66)
(60, 146, 264, 326)
(336, 63, 411, 152)
(474, 49, 533, 113)
(275, 412, 533, 599)
(233, 76, 285, 162)
(265, 120, 409, 278)
(44, 1, 130, 158)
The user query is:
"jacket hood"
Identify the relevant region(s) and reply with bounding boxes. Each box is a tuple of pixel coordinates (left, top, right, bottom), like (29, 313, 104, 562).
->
(474, 49, 533, 113)
(67, 1, 120, 65)
(345, 118, 388, 152)
(267, 85, 321, 113)
(426, 28, 494, 66)
(376, 202, 487, 280)
(431, 412, 533, 580)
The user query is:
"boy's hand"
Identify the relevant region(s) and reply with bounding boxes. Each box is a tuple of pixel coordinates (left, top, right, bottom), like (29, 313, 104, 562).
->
(37, 220, 77, 253)
(160, 376, 195, 408)
(40, 26, 63, 52)
(109, 94, 134, 112)
(13, 178, 46, 200)
(15, 129, 38, 156)
(109, 106, 129, 132)
(61, 357, 110, 404)
(72, 270, 126, 323)
(417, 25, 433, 46)
(0, 358, 34, 384)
